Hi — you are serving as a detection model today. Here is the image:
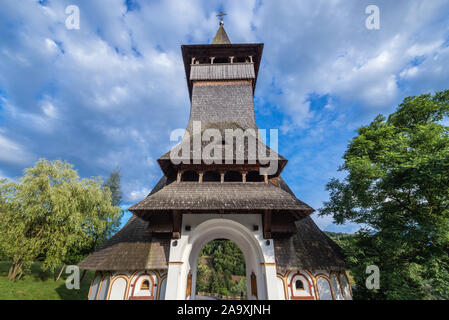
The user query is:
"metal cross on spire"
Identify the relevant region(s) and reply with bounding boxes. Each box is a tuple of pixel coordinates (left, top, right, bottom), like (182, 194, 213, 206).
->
(217, 11, 227, 25)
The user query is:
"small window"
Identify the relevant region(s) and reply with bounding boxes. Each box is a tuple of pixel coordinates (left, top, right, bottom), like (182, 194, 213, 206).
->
(140, 280, 150, 290)
(295, 280, 304, 290)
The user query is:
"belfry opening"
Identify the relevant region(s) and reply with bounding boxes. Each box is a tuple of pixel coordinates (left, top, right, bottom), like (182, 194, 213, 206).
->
(79, 15, 352, 301)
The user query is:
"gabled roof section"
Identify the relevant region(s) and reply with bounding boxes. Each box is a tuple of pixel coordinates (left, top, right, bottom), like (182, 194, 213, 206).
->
(212, 24, 231, 44)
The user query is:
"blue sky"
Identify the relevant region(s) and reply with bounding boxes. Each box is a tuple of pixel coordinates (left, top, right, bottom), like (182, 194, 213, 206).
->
(1, 0, 449, 233)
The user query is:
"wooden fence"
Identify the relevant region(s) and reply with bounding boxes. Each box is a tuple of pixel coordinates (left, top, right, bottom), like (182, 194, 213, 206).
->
(197, 292, 247, 300)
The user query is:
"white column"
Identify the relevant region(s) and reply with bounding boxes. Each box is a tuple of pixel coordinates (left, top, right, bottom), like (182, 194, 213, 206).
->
(263, 263, 281, 299)
(260, 237, 282, 300)
(164, 263, 183, 299)
(164, 237, 189, 300)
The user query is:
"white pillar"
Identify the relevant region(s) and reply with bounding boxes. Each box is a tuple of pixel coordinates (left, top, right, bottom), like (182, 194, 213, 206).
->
(259, 237, 282, 300)
(263, 263, 281, 299)
(164, 237, 189, 300)
(164, 263, 183, 300)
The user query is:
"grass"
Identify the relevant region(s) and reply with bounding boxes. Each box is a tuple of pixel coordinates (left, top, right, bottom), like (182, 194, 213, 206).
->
(0, 261, 95, 300)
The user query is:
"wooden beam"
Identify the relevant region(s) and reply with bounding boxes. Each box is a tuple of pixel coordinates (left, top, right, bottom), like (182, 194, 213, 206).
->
(172, 210, 181, 239)
(263, 210, 272, 239)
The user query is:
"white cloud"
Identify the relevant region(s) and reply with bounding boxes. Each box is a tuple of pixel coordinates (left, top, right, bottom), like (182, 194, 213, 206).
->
(407, 40, 444, 57)
(41, 101, 58, 119)
(0, 134, 33, 164)
(128, 187, 151, 202)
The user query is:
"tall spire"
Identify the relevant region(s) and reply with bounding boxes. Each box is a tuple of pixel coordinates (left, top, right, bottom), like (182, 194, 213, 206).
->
(212, 11, 231, 44)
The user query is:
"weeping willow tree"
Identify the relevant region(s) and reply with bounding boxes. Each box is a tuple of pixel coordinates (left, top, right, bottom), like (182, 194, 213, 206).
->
(0, 159, 121, 281)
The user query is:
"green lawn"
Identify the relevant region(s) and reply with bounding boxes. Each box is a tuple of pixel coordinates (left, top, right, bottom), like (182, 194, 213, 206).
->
(0, 261, 94, 300)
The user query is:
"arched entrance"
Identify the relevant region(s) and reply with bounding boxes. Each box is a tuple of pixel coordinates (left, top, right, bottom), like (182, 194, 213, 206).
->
(183, 219, 268, 300)
(195, 239, 247, 299)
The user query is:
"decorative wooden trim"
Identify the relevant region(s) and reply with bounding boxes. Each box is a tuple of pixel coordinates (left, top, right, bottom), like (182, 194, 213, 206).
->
(88, 272, 100, 300)
(172, 210, 181, 239)
(288, 271, 315, 300)
(168, 261, 184, 265)
(330, 270, 344, 299)
(276, 273, 289, 300)
(129, 270, 141, 280)
(129, 272, 156, 300)
(260, 262, 276, 266)
(336, 272, 345, 298)
(263, 210, 272, 239)
(315, 273, 335, 300)
(250, 272, 258, 300)
(303, 270, 318, 300)
(186, 273, 192, 299)
(107, 274, 130, 300)
(128, 296, 153, 300)
(96, 273, 104, 300)
(153, 270, 162, 300)
(96, 272, 111, 300)
(269, 177, 279, 186)
(341, 271, 353, 297)
(156, 272, 167, 300)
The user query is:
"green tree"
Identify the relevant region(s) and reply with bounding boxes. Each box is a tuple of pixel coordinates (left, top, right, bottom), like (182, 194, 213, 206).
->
(320, 90, 449, 299)
(209, 270, 225, 294)
(58, 166, 124, 278)
(196, 264, 211, 292)
(230, 278, 247, 297)
(104, 166, 122, 207)
(196, 240, 246, 296)
(0, 159, 121, 281)
(97, 167, 124, 245)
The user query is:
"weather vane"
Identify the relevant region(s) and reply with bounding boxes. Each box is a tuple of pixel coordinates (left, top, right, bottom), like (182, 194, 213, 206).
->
(217, 11, 227, 25)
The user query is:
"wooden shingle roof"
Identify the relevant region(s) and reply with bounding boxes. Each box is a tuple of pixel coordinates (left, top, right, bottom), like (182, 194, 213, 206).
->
(129, 181, 313, 214)
(78, 215, 170, 271)
(273, 177, 346, 273)
(212, 24, 231, 44)
(273, 217, 346, 273)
